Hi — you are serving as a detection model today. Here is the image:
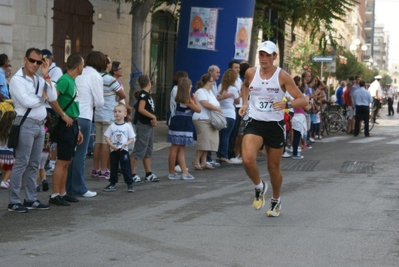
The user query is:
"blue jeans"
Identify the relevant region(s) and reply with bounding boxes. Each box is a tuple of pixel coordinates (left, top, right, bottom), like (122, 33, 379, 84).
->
(217, 117, 235, 159)
(66, 118, 92, 195)
(109, 150, 133, 185)
(87, 122, 95, 154)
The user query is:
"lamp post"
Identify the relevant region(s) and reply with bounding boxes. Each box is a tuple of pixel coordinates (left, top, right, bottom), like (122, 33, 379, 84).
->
(350, 38, 368, 61)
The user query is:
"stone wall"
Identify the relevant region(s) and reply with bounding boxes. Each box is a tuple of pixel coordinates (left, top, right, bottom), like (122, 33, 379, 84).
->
(0, 0, 155, 100)
(0, 0, 15, 58)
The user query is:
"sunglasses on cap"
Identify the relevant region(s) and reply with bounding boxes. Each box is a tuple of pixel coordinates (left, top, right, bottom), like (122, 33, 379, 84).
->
(27, 57, 43, 65)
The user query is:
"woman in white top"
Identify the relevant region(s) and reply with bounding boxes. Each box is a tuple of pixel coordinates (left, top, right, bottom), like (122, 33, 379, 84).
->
(216, 69, 239, 163)
(192, 73, 222, 170)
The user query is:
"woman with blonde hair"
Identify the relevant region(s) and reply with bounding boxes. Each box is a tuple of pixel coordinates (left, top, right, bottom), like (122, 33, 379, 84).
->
(167, 77, 201, 179)
(192, 73, 222, 170)
(216, 69, 239, 163)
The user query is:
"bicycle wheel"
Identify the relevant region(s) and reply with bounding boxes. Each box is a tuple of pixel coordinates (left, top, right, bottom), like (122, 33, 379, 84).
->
(360, 120, 374, 132)
(328, 112, 344, 133)
(321, 115, 329, 136)
(369, 120, 375, 131)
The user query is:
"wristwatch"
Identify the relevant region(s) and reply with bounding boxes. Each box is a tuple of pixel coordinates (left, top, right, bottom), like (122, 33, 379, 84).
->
(285, 101, 292, 109)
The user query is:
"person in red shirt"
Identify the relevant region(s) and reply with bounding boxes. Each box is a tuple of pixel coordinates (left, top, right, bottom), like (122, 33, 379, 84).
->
(344, 82, 354, 134)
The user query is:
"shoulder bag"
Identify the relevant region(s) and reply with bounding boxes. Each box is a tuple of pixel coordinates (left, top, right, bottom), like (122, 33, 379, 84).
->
(202, 89, 227, 130)
(48, 93, 77, 141)
(7, 80, 40, 148)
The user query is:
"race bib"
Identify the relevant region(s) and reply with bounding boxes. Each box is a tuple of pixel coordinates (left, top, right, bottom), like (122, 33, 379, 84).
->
(255, 96, 276, 113)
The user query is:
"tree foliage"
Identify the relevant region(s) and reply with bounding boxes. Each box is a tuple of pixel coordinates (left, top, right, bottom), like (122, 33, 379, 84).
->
(257, 0, 358, 51)
(334, 51, 377, 82)
(289, 38, 335, 75)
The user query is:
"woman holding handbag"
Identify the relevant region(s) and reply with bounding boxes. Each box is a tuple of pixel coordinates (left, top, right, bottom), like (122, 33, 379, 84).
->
(216, 69, 240, 163)
(192, 73, 222, 170)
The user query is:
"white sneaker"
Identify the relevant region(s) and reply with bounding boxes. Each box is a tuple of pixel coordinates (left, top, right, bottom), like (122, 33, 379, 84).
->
(292, 154, 304, 160)
(285, 146, 293, 152)
(168, 173, 181, 180)
(282, 152, 291, 158)
(174, 165, 182, 172)
(181, 173, 195, 180)
(132, 175, 142, 183)
(82, 190, 97, 197)
(298, 147, 302, 152)
(174, 165, 188, 173)
(309, 137, 315, 142)
(0, 181, 9, 189)
(46, 166, 54, 175)
(229, 157, 242, 164)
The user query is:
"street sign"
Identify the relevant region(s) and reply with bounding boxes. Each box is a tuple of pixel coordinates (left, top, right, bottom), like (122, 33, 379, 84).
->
(312, 56, 333, 63)
(325, 61, 336, 73)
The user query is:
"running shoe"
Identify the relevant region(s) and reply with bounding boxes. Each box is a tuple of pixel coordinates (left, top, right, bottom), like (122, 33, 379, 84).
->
(292, 154, 304, 160)
(145, 174, 159, 182)
(282, 152, 291, 158)
(91, 169, 100, 178)
(266, 199, 281, 217)
(181, 173, 195, 180)
(127, 184, 134, 192)
(23, 199, 50, 210)
(253, 181, 268, 210)
(132, 175, 142, 183)
(168, 173, 181, 180)
(103, 184, 117, 192)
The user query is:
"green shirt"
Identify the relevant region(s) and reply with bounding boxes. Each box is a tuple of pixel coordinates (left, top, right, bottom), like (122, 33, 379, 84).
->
(55, 73, 79, 118)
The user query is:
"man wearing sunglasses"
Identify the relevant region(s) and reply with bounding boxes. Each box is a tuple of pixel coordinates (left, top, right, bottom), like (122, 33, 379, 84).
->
(7, 48, 58, 212)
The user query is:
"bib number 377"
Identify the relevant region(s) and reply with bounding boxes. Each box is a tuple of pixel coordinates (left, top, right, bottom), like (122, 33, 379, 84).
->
(256, 98, 275, 112)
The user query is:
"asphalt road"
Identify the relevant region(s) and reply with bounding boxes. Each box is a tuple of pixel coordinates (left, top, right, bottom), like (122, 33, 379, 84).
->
(0, 110, 398, 267)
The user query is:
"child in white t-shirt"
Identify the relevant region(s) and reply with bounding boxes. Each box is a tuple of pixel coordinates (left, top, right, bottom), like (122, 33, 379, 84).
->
(103, 104, 136, 192)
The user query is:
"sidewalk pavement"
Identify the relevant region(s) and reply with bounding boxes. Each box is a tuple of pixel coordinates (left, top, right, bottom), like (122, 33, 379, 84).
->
(152, 121, 170, 152)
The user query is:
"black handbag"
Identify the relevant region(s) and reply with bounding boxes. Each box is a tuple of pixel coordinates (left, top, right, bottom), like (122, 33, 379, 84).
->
(48, 93, 77, 141)
(7, 81, 40, 149)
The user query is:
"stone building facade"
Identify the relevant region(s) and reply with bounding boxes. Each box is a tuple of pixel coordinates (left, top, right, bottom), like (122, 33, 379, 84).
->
(0, 0, 152, 102)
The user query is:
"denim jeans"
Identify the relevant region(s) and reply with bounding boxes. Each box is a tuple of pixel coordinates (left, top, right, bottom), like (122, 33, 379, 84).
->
(109, 150, 133, 185)
(217, 117, 235, 159)
(87, 122, 95, 154)
(66, 118, 92, 195)
(228, 108, 241, 158)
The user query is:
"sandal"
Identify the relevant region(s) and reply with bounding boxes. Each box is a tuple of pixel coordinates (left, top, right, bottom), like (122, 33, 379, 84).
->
(201, 163, 215, 170)
(192, 161, 202, 170)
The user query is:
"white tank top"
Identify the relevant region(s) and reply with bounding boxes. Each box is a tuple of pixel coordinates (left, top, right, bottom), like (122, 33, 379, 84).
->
(248, 66, 285, 121)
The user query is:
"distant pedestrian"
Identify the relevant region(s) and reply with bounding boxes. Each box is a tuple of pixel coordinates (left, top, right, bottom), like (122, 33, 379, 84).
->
(353, 80, 373, 137)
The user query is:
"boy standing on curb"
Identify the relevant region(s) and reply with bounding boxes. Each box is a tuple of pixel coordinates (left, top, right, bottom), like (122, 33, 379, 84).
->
(103, 104, 136, 192)
(130, 75, 159, 182)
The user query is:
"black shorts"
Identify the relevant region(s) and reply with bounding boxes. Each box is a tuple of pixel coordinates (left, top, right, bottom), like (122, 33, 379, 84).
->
(57, 119, 79, 161)
(244, 119, 285, 149)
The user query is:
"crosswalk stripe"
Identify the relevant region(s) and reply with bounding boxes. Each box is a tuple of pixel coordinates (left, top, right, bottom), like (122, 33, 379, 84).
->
(386, 140, 399, 144)
(318, 136, 352, 143)
(348, 137, 386, 143)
